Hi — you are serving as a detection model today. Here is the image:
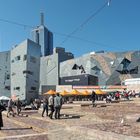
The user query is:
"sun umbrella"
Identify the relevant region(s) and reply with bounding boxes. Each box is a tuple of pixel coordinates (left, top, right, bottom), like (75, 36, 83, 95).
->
(59, 90, 69, 96)
(95, 89, 106, 95)
(70, 89, 81, 95)
(43, 90, 56, 95)
(81, 90, 90, 96)
(0, 96, 10, 100)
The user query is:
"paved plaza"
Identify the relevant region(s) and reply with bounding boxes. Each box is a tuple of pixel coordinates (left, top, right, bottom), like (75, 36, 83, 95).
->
(0, 99, 140, 140)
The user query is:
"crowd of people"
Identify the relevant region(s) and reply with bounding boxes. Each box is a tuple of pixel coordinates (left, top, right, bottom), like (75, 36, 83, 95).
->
(0, 89, 138, 130)
(42, 93, 63, 119)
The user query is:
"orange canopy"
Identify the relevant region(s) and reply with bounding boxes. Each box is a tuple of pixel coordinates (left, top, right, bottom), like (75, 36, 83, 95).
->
(95, 89, 106, 95)
(81, 90, 90, 96)
(70, 89, 81, 95)
(59, 90, 69, 96)
(43, 90, 56, 95)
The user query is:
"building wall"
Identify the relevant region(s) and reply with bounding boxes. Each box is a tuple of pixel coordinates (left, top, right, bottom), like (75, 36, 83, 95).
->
(39, 47, 74, 94)
(60, 51, 139, 86)
(40, 53, 59, 89)
(11, 39, 41, 103)
(0, 51, 10, 97)
(31, 25, 53, 56)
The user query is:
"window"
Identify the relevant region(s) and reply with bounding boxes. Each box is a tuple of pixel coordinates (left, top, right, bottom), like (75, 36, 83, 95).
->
(12, 72, 16, 76)
(5, 86, 10, 90)
(11, 60, 14, 63)
(15, 56, 20, 61)
(6, 74, 10, 79)
(23, 70, 33, 75)
(72, 64, 79, 70)
(30, 56, 36, 63)
(121, 58, 131, 70)
(31, 87, 36, 90)
(14, 87, 20, 90)
(23, 55, 27, 61)
(130, 66, 138, 74)
(91, 66, 101, 75)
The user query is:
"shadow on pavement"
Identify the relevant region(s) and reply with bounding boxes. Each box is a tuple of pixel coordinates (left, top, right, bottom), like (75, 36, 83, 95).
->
(2, 127, 33, 131)
(60, 114, 84, 119)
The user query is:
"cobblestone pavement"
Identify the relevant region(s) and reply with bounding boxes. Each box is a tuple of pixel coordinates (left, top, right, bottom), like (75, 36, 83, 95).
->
(0, 98, 140, 140)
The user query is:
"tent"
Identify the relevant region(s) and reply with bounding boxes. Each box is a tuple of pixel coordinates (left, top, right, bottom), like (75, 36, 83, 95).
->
(81, 90, 90, 96)
(59, 90, 69, 96)
(43, 90, 56, 95)
(0, 96, 10, 100)
(95, 89, 106, 95)
(70, 89, 81, 95)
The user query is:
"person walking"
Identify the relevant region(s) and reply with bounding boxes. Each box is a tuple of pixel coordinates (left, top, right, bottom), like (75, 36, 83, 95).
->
(7, 99, 15, 117)
(91, 91, 96, 107)
(42, 97, 48, 117)
(54, 93, 62, 119)
(0, 103, 6, 130)
(16, 98, 22, 115)
(48, 95, 54, 119)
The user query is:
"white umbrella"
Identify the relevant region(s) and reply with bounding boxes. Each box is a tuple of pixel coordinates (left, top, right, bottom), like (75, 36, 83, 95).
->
(0, 96, 10, 100)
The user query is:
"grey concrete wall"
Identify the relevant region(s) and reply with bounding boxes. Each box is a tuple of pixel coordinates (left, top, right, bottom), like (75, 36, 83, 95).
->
(11, 39, 41, 102)
(40, 53, 59, 93)
(0, 51, 10, 97)
(39, 48, 74, 94)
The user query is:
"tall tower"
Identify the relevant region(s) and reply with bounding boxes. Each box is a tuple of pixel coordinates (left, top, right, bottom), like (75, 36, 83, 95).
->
(31, 13, 53, 56)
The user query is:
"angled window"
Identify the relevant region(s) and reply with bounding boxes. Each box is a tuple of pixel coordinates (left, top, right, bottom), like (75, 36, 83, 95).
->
(121, 58, 131, 70)
(116, 58, 131, 74)
(72, 64, 79, 70)
(91, 66, 101, 75)
(130, 66, 138, 74)
(79, 65, 86, 73)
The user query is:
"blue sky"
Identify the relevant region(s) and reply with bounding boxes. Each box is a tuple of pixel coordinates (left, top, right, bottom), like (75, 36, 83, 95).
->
(0, 0, 140, 57)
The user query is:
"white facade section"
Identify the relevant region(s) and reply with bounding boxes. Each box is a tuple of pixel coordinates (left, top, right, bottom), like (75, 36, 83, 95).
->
(124, 78, 140, 85)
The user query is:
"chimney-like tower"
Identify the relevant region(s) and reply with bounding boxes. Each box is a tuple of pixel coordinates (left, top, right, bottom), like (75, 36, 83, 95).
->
(40, 12, 44, 25)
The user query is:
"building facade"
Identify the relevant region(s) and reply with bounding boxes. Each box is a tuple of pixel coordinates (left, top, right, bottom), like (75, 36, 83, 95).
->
(11, 39, 41, 103)
(39, 47, 74, 94)
(31, 25, 53, 56)
(0, 51, 10, 97)
(60, 51, 140, 86)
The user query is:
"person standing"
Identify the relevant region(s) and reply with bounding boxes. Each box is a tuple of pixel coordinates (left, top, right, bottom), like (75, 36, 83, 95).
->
(91, 91, 96, 107)
(42, 97, 48, 117)
(0, 104, 6, 130)
(7, 99, 15, 117)
(16, 98, 22, 115)
(48, 95, 54, 119)
(54, 93, 62, 119)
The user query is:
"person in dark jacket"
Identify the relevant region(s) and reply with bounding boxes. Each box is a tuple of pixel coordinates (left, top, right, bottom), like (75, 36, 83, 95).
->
(42, 98, 48, 117)
(16, 98, 22, 115)
(91, 91, 96, 107)
(0, 104, 6, 130)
